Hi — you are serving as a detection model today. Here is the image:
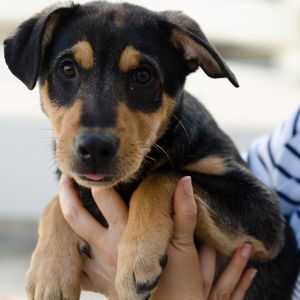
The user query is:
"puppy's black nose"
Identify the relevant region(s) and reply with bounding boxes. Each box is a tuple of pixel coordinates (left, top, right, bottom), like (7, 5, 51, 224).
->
(74, 132, 119, 163)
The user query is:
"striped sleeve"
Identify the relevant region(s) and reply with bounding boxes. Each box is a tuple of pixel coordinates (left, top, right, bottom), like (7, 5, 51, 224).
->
(247, 103, 300, 249)
(292, 271, 300, 300)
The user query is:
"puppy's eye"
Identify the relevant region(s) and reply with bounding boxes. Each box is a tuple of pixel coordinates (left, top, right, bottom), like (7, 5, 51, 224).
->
(60, 60, 76, 77)
(133, 67, 152, 84)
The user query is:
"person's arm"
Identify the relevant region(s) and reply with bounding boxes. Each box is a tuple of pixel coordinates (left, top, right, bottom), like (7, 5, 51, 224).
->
(59, 174, 256, 299)
(247, 104, 300, 223)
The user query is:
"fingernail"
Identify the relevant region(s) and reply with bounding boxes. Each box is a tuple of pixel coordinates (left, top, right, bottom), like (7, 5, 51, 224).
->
(249, 269, 257, 281)
(241, 243, 252, 258)
(60, 172, 69, 183)
(183, 176, 193, 196)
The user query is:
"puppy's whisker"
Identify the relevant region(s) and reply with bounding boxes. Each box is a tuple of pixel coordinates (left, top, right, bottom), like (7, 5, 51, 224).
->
(137, 143, 152, 150)
(143, 158, 153, 167)
(145, 155, 156, 162)
(172, 114, 189, 137)
(153, 143, 174, 171)
(41, 157, 58, 175)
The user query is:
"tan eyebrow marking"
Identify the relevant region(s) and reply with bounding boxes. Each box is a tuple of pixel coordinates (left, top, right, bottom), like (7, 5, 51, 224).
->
(119, 45, 141, 72)
(72, 41, 94, 69)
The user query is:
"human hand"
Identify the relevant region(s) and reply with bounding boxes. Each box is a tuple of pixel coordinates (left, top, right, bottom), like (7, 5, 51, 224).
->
(59, 174, 257, 300)
(151, 176, 257, 300)
(59, 173, 127, 299)
(203, 244, 257, 300)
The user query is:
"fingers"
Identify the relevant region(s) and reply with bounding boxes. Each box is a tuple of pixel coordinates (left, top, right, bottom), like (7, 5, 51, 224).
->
(209, 244, 256, 300)
(171, 176, 197, 250)
(91, 186, 128, 231)
(59, 173, 128, 246)
(153, 177, 202, 300)
(231, 268, 257, 300)
(59, 173, 107, 244)
(199, 245, 216, 298)
(171, 176, 256, 300)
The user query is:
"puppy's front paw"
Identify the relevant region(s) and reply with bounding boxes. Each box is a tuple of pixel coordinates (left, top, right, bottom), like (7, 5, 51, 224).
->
(25, 250, 82, 300)
(116, 237, 168, 300)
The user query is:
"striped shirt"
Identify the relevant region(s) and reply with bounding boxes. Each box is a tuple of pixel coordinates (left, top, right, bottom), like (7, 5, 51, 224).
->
(247, 103, 300, 299)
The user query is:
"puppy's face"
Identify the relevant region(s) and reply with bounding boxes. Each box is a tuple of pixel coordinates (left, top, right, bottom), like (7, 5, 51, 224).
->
(40, 7, 185, 187)
(4, 2, 238, 187)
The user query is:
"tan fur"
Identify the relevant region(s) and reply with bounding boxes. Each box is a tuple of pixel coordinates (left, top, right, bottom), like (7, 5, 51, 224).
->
(42, 83, 82, 128)
(117, 168, 276, 298)
(72, 92, 175, 187)
(171, 29, 222, 76)
(119, 45, 141, 72)
(72, 41, 94, 69)
(41, 81, 83, 136)
(116, 169, 275, 300)
(25, 196, 82, 299)
(116, 172, 176, 299)
(193, 193, 274, 260)
(41, 81, 84, 175)
(41, 81, 175, 188)
(41, 13, 60, 52)
(114, 93, 175, 182)
(183, 155, 227, 175)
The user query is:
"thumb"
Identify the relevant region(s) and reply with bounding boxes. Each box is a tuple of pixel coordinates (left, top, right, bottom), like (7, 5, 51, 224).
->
(171, 176, 197, 250)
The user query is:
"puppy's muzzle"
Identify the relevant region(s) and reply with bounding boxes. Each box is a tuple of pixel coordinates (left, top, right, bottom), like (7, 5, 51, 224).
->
(74, 132, 119, 165)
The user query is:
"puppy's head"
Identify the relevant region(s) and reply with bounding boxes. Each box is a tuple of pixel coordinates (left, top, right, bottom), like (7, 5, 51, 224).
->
(4, 2, 238, 188)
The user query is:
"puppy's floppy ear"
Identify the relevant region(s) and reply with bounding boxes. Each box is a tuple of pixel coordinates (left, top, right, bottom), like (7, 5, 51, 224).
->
(159, 11, 239, 87)
(4, 5, 67, 90)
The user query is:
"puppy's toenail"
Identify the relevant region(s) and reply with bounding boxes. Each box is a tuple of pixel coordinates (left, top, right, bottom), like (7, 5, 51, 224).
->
(159, 252, 168, 270)
(78, 241, 92, 259)
(136, 275, 160, 294)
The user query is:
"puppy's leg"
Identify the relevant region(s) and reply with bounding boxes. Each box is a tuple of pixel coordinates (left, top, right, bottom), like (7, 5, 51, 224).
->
(190, 163, 284, 261)
(115, 167, 283, 300)
(25, 196, 83, 300)
(116, 172, 176, 300)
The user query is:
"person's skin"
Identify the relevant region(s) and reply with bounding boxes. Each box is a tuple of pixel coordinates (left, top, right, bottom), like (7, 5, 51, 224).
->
(59, 174, 257, 300)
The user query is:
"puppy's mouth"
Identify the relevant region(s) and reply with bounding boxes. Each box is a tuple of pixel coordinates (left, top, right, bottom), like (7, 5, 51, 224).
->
(73, 172, 121, 187)
(83, 174, 105, 182)
(79, 174, 115, 183)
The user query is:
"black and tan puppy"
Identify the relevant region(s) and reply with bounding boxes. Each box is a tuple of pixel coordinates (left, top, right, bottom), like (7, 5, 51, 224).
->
(4, 1, 299, 299)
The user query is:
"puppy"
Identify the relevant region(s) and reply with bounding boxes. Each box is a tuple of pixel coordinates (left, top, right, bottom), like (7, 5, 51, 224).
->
(4, 1, 299, 299)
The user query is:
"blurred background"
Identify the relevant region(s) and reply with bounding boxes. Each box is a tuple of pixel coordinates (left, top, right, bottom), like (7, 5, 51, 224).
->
(0, 0, 300, 299)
